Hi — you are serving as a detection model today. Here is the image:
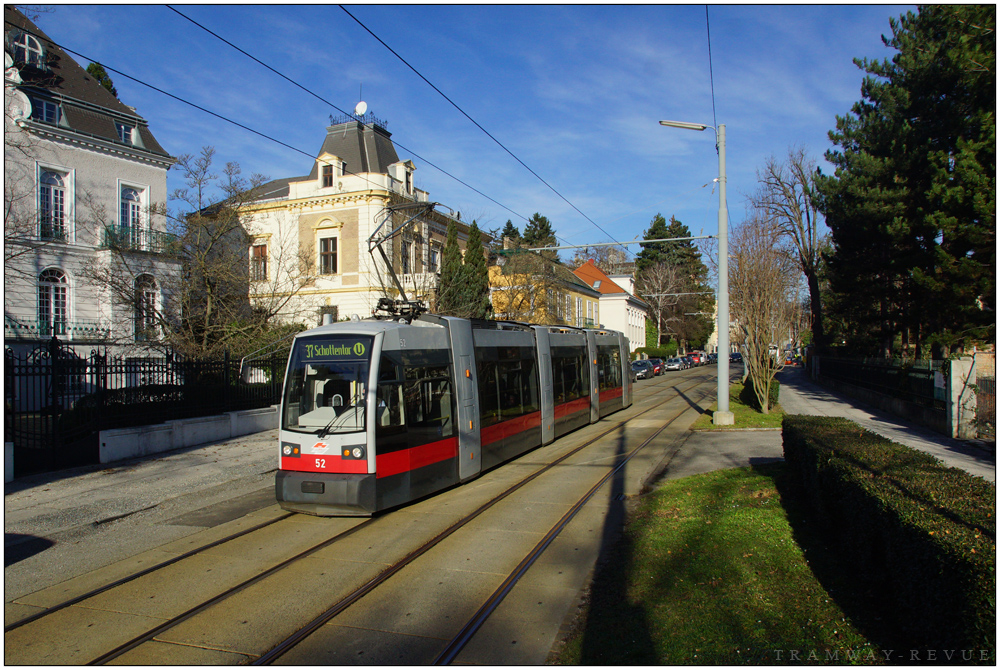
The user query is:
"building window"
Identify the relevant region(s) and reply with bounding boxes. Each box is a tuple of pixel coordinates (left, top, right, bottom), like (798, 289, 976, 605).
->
(39, 170, 67, 240)
(116, 122, 133, 144)
(401, 239, 411, 274)
(38, 268, 68, 336)
(322, 164, 333, 188)
(320, 237, 338, 275)
(577, 297, 583, 327)
(134, 275, 157, 341)
(250, 243, 268, 281)
(12, 32, 44, 66)
(428, 246, 440, 273)
(30, 98, 59, 124)
(405, 171, 412, 194)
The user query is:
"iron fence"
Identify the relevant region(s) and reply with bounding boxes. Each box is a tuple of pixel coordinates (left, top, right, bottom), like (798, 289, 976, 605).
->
(819, 357, 945, 410)
(5, 338, 286, 477)
(975, 375, 995, 440)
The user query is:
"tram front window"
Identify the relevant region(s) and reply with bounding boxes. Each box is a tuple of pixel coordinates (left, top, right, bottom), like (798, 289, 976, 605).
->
(282, 336, 374, 435)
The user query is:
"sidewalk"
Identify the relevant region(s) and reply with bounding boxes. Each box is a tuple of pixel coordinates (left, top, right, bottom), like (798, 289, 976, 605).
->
(777, 366, 995, 483)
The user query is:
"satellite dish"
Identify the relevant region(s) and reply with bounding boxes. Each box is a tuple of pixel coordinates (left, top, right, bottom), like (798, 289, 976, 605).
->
(354, 101, 368, 116)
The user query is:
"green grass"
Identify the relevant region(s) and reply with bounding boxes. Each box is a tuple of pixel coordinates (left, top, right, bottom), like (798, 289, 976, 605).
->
(690, 381, 785, 430)
(553, 463, 883, 665)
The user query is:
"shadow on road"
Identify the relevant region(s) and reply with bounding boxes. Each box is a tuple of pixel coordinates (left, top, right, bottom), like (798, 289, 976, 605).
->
(4, 533, 55, 566)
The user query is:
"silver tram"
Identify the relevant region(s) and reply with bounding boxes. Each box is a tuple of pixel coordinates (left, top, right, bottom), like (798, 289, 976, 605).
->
(275, 311, 632, 516)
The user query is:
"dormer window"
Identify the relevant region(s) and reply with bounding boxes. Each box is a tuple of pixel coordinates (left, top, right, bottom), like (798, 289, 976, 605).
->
(10, 31, 44, 67)
(322, 164, 333, 188)
(116, 122, 133, 144)
(405, 171, 412, 194)
(30, 97, 59, 124)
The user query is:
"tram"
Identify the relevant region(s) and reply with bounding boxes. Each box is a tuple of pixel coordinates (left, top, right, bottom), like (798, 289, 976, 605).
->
(275, 303, 632, 516)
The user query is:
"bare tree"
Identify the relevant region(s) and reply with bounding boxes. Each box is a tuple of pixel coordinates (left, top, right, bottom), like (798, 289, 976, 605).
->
(730, 213, 798, 413)
(636, 261, 686, 347)
(489, 251, 565, 323)
(752, 147, 827, 349)
(83, 147, 316, 357)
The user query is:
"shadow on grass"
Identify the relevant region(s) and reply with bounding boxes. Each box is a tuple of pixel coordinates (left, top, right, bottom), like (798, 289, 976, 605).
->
(771, 466, 909, 655)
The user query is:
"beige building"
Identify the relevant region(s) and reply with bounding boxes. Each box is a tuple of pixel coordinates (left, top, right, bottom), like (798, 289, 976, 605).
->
(242, 114, 472, 325)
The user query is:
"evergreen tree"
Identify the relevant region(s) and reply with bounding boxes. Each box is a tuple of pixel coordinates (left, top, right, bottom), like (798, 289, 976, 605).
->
(86, 62, 117, 98)
(521, 213, 558, 261)
(500, 220, 521, 245)
(437, 219, 464, 315)
(461, 221, 492, 319)
(818, 5, 995, 357)
(635, 214, 714, 350)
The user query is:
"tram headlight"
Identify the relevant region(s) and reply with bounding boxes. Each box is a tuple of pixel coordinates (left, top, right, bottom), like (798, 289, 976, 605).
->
(281, 442, 300, 458)
(342, 445, 366, 460)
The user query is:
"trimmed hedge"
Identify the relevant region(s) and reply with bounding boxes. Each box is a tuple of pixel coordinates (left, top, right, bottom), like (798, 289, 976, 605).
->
(740, 377, 779, 411)
(782, 415, 995, 659)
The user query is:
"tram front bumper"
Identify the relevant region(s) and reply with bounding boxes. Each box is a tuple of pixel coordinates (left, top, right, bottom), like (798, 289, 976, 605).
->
(275, 470, 376, 516)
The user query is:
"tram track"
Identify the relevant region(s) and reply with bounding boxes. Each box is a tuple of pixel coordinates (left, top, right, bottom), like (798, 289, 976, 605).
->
(254, 373, 713, 665)
(4, 370, 715, 665)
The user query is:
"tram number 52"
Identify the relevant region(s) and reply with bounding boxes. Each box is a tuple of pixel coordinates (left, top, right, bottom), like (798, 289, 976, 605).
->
(315, 458, 326, 469)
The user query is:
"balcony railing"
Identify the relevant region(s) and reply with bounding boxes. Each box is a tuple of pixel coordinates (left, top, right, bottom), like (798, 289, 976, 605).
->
(4, 315, 111, 341)
(39, 224, 69, 242)
(101, 225, 181, 255)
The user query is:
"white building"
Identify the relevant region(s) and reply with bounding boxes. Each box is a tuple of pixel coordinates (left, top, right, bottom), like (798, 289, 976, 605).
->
(243, 113, 473, 325)
(4, 7, 177, 353)
(572, 260, 648, 352)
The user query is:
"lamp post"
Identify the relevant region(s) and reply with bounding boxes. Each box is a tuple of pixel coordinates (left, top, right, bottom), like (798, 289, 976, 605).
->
(659, 120, 733, 425)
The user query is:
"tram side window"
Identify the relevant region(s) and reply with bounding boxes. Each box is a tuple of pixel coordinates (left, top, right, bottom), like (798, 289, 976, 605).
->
(552, 347, 587, 404)
(403, 364, 455, 441)
(478, 360, 500, 427)
(376, 354, 405, 433)
(598, 345, 622, 391)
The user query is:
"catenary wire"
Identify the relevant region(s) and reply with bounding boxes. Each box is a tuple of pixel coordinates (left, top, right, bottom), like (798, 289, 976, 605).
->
(6, 17, 528, 226)
(163, 5, 529, 224)
(338, 5, 633, 258)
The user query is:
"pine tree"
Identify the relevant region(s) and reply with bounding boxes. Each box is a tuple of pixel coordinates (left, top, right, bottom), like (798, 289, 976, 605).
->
(521, 213, 558, 261)
(86, 62, 117, 98)
(461, 221, 492, 320)
(819, 5, 995, 357)
(500, 220, 521, 245)
(437, 219, 464, 315)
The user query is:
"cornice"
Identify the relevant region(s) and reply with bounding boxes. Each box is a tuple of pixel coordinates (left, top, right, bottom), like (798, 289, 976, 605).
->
(19, 119, 176, 169)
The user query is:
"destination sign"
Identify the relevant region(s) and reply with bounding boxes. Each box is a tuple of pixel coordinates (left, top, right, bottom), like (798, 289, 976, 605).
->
(300, 337, 372, 361)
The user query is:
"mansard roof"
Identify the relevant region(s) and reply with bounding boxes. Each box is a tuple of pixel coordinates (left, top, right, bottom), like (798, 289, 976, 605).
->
(4, 6, 172, 161)
(307, 115, 400, 179)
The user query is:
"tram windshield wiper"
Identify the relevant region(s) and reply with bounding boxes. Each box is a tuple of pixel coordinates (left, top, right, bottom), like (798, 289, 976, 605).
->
(316, 415, 338, 438)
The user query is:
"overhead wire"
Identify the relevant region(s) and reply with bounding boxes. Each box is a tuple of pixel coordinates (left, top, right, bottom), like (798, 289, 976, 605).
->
(338, 4, 632, 257)
(164, 5, 529, 224)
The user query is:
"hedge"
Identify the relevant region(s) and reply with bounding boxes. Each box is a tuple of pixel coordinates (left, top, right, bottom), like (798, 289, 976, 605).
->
(782, 415, 995, 659)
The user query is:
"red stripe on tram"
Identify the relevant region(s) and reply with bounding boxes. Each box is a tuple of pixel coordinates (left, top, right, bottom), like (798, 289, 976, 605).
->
(376, 437, 460, 479)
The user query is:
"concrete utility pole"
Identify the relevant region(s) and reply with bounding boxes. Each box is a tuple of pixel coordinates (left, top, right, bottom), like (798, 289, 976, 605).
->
(659, 119, 733, 425)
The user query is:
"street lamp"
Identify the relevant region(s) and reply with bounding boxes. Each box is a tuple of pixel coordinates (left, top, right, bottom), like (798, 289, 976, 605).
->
(659, 119, 733, 425)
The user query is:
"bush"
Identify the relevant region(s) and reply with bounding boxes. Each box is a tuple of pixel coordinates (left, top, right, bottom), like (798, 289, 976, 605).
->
(634, 344, 677, 360)
(739, 377, 779, 411)
(782, 415, 996, 658)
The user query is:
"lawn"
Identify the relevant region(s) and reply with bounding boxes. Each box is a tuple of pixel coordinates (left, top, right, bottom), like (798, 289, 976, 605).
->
(690, 381, 785, 430)
(553, 463, 885, 665)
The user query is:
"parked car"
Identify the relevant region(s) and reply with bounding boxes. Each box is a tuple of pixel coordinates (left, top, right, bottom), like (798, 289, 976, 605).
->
(683, 356, 694, 369)
(689, 352, 704, 366)
(648, 358, 664, 375)
(663, 358, 683, 371)
(631, 359, 655, 380)
(707, 353, 717, 364)
(730, 352, 742, 362)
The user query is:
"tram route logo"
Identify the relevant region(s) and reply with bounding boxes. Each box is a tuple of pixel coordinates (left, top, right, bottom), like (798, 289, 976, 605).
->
(304, 341, 367, 358)
(312, 442, 329, 453)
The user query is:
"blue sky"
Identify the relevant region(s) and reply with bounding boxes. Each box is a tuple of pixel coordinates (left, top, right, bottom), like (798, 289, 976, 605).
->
(36, 4, 912, 259)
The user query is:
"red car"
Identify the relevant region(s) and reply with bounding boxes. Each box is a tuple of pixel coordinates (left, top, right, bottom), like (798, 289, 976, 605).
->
(688, 352, 704, 366)
(648, 358, 664, 375)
